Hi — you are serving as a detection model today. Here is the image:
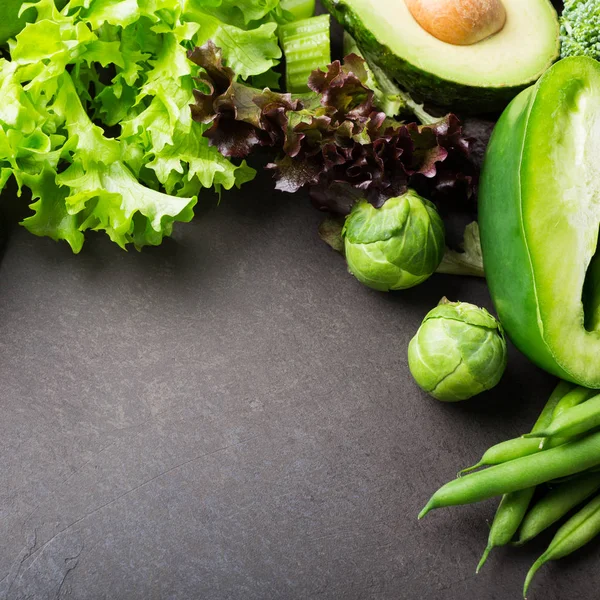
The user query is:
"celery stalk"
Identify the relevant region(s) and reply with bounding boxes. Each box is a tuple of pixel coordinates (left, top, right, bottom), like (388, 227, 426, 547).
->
(279, 14, 331, 93)
(280, 0, 316, 20)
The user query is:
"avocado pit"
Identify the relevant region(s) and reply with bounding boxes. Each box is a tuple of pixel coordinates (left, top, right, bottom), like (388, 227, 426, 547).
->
(405, 0, 507, 45)
(322, 0, 560, 113)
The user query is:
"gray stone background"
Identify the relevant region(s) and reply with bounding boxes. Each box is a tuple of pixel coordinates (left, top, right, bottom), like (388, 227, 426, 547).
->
(2, 2, 590, 599)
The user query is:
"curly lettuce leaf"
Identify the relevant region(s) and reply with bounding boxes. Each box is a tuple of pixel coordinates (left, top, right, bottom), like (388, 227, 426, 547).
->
(190, 45, 475, 214)
(147, 120, 256, 196)
(197, 0, 282, 26)
(184, 0, 283, 79)
(21, 72, 197, 250)
(0, 0, 283, 251)
(211, 22, 281, 80)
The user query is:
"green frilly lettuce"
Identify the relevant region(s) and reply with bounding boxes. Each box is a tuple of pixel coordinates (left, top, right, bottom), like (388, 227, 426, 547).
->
(0, 0, 285, 251)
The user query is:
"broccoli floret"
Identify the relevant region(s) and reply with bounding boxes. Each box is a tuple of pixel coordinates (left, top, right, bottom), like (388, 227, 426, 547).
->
(560, 0, 600, 60)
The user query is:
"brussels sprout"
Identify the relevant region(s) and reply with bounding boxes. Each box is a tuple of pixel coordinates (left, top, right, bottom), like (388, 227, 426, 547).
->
(342, 190, 445, 291)
(408, 298, 507, 402)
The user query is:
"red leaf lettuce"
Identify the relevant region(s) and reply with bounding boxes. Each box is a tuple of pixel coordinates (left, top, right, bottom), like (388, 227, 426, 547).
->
(189, 42, 476, 215)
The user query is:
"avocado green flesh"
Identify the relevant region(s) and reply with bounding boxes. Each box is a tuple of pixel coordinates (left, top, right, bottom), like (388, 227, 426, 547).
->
(479, 57, 600, 388)
(322, 0, 560, 113)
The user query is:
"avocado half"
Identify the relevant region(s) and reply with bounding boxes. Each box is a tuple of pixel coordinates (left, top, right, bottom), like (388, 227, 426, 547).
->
(479, 57, 600, 388)
(322, 0, 560, 113)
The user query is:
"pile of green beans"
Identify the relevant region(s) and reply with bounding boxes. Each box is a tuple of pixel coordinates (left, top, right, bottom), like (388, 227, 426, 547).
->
(419, 381, 600, 597)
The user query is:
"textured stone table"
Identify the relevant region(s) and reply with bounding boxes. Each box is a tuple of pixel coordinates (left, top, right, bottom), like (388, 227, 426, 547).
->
(1, 165, 595, 599)
(0, 2, 588, 596)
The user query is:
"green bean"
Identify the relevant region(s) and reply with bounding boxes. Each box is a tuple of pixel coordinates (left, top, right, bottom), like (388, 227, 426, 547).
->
(525, 392, 600, 444)
(488, 435, 600, 565)
(547, 463, 600, 484)
(459, 381, 575, 475)
(419, 430, 600, 518)
(529, 387, 599, 450)
(476, 488, 534, 572)
(523, 492, 600, 598)
(473, 382, 573, 569)
(517, 471, 600, 545)
(458, 439, 546, 475)
(550, 386, 596, 421)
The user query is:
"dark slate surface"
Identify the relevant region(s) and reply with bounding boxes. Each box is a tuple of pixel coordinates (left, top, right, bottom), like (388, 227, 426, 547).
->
(1, 167, 596, 600)
(0, 1, 589, 599)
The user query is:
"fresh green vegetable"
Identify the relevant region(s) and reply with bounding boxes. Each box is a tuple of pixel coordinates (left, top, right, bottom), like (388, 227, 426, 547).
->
(0, 0, 29, 44)
(436, 222, 484, 278)
(477, 488, 535, 573)
(419, 430, 600, 518)
(524, 492, 600, 597)
(317, 215, 485, 283)
(342, 32, 438, 124)
(526, 392, 600, 443)
(318, 216, 346, 255)
(2, 0, 43, 45)
(280, 0, 316, 20)
(0, 0, 68, 45)
(476, 381, 574, 571)
(419, 383, 600, 591)
(279, 15, 330, 93)
(535, 386, 600, 450)
(322, 0, 560, 113)
(459, 384, 586, 474)
(517, 472, 600, 545)
(560, 0, 600, 60)
(342, 191, 444, 291)
(551, 386, 598, 420)
(408, 299, 507, 402)
(0, 0, 291, 251)
(528, 381, 574, 433)
(479, 56, 600, 387)
(190, 48, 475, 214)
(459, 437, 553, 476)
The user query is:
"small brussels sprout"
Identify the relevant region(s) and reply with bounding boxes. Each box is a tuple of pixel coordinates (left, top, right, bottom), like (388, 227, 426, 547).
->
(408, 298, 507, 402)
(342, 190, 445, 291)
